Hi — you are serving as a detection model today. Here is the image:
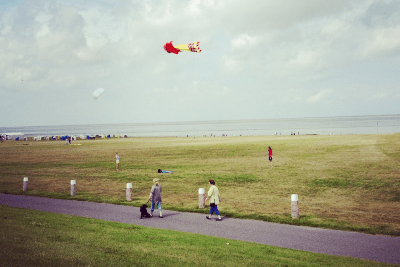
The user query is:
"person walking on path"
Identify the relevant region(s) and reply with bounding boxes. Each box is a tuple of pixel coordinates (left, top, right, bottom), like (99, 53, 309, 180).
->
(268, 146, 273, 167)
(115, 153, 121, 171)
(149, 178, 163, 218)
(205, 179, 222, 221)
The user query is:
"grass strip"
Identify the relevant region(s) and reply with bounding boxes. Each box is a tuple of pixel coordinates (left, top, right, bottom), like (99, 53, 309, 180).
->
(0, 205, 395, 267)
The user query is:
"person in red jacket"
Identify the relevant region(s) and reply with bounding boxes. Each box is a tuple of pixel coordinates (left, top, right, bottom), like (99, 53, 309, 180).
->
(268, 146, 273, 167)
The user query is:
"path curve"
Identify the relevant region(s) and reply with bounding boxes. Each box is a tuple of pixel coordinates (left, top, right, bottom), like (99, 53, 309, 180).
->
(1, 194, 399, 264)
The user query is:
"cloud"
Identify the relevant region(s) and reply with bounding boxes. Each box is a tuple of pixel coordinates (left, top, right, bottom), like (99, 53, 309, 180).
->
(289, 50, 316, 66)
(360, 26, 400, 58)
(369, 92, 387, 100)
(307, 90, 331, 104)
(231, 34, 258, 50)
(0, 0, 399, 127)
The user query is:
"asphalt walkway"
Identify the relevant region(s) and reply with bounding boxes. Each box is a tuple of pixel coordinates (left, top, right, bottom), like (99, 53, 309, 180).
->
(1, 193, 399, 264)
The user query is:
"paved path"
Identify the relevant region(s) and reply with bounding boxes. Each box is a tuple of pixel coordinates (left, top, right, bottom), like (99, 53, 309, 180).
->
(1, 194, 399, 264)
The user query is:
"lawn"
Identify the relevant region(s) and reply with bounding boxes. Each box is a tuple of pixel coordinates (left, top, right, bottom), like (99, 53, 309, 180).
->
(0, 205, 395, 267)
(1, 133, 399, 235)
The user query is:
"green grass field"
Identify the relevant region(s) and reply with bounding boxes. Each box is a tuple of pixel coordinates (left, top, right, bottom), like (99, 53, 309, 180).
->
(0, 205, 395, 267)
(1, 134, 400, 236)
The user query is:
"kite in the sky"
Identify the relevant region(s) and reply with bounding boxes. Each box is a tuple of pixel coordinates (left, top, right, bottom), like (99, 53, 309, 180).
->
(93, 88, 105, 99)
(164, 41, 201, 54)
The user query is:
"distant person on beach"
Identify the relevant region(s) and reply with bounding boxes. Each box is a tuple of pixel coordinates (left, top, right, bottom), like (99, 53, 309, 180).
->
(149, 178, 163, 218)
(268, 146, 273, 167)
(206, 179, 222, 221)
(115, 153, 121, 171)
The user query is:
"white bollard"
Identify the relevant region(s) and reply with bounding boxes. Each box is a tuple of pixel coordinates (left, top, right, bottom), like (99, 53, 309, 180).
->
(199, 188, 205, 208)
(23, 177, 28, 191)
(70, 180, 76, 196)
(291, 194, 299, 219)
(126, 183, 133, 201)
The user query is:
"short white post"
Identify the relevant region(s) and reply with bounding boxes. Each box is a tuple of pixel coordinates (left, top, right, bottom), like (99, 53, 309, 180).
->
(70, 180, 76, 196)
(291, 194, 299, 219)
(23, 177, 28, 191)
(199, 188, 205, 208)
(126, 183, 133, 201)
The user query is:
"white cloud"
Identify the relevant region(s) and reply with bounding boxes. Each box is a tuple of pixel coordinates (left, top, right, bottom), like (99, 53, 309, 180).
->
(221, 55, 241, 73)
(1, 24, 12, 34)
(0, 0, 399, 127)
(187, 0, 201, 15)
(231, 34, 258, 50)
(307, 90, 331, 104)
(360, 26, 400, 58)
(289, 50, 315, 66)
(369, 92, 387, 100)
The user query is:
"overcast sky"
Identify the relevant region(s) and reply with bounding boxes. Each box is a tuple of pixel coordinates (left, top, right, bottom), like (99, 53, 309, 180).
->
(1, 0, 399, 127)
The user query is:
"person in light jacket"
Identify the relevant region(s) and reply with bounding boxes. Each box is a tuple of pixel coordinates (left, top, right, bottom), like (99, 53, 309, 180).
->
(205, 179, 222, 221)
(115, 153, 121, 171)
(149, 178, 163, 218)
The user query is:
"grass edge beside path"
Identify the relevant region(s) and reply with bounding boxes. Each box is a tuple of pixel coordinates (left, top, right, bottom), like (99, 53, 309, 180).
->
(3, 190, 400, 237)
(0, 205, 395, 267)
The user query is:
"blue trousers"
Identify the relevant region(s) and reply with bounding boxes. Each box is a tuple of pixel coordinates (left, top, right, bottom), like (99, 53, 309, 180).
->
(210, 203, 220, 215)
(151, 202, 162, 212)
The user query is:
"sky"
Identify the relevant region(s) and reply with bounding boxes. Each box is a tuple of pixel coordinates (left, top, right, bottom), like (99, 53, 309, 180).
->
(0, 0, 399, 127)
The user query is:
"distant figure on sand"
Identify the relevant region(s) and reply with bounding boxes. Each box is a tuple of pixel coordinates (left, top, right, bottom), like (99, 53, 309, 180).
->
(268, 146, 273, 167)
(149, 178, 163, 218)
(115, 153, 121, 171)
(206, 179, 222, 221)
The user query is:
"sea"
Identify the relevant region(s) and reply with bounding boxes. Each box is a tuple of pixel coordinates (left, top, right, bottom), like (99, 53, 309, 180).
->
(1, 115, 400, 138)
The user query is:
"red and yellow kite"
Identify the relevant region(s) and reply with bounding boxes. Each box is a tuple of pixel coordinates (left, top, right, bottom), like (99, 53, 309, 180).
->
(164, 41, 201, 54)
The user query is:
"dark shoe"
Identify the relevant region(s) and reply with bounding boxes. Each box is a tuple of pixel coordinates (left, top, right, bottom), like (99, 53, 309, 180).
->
(216, 218, 222, 221)
(206, 216, 211, 220)
(159, 215, 163, 218)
